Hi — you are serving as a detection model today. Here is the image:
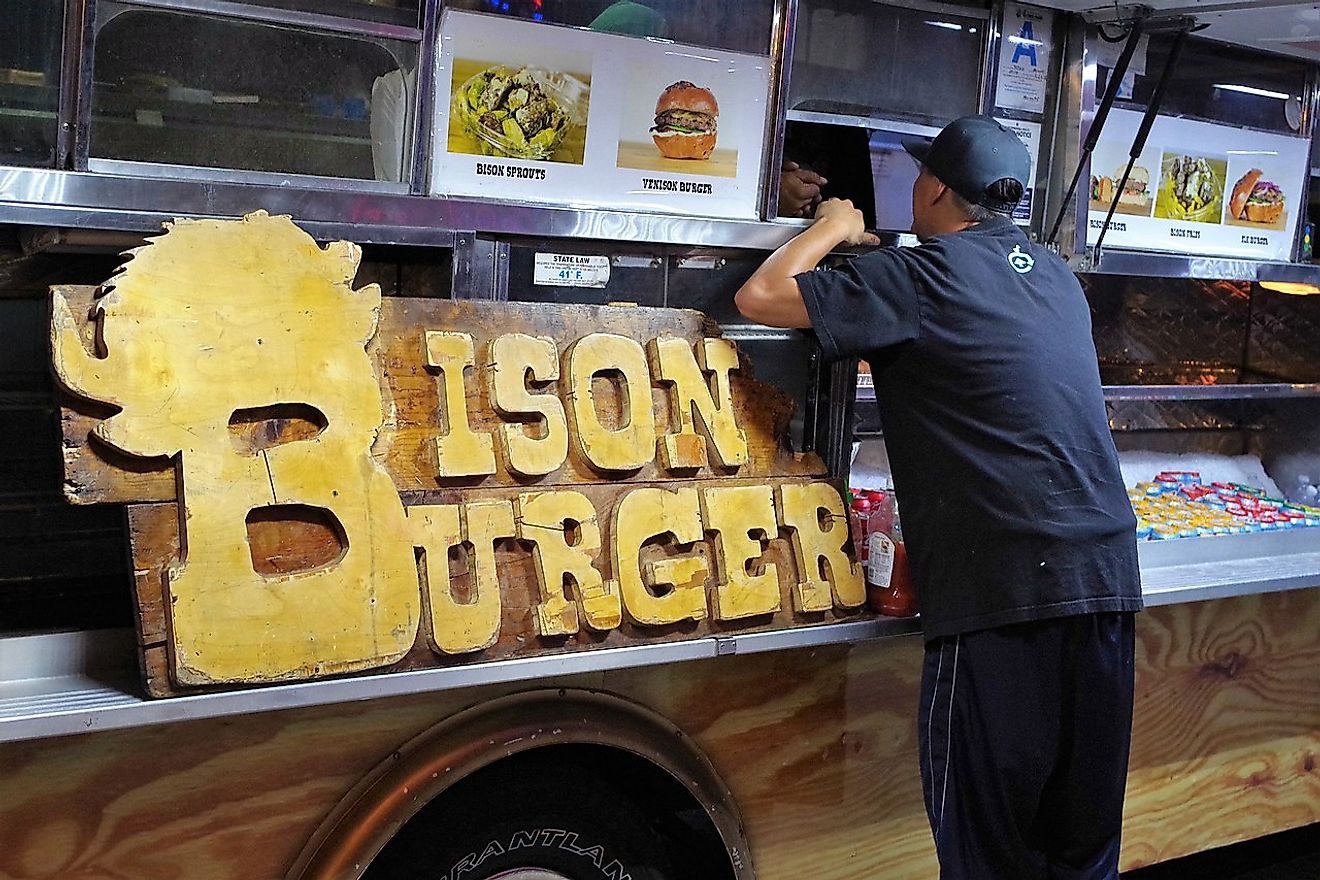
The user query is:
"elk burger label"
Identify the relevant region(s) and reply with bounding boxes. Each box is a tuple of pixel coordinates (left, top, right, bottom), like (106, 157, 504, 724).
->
(650, 81, 718, 160)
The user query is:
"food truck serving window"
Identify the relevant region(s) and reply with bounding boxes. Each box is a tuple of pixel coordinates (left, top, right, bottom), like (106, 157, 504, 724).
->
(1084, 34, 1311, 263)
(206, 0, 420, 28)
(445, 0, 776, 56)
(788, 0, 985, 125)
(89, 4, 419, 183)
(1096, 33, 1309, 136)
(0, 0, 63, 168)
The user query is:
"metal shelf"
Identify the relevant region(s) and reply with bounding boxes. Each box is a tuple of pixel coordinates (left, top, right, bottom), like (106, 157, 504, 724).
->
(2, 527, 1317, 744)
(856, 376, 1320, 404)
(1103, 383, 1320, 401)
(1078, 248, 1320, 285)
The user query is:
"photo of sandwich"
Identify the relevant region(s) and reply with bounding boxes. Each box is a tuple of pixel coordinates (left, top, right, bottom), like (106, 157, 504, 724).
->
(1088, 165, 1152, 216)
(1227, 168, 1288, 230)
(616, 71, 739, 179)
(650, 81, 718, 160)
(1154, 153, 1227, 224)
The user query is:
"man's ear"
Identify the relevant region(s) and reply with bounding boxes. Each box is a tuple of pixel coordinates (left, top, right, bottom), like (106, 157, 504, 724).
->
(930, 180, 951, 206)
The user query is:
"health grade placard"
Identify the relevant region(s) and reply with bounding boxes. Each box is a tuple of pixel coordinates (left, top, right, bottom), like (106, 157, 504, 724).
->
(1085, 109, 1308, 261)
(431, 10, 770, 221)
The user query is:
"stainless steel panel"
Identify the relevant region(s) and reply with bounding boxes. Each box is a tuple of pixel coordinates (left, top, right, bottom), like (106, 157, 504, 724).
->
(0, 621, 892, 744)
(761, 0, 799, 220)
(1107, 399, 1247, 432)
(503, 239, 665, 308)
(1084, 275, 1251, 369)
(1103, 383, 1320, 401)
(1248, 286, 1320, 382)
(785, 110, 942, 137)
(408, 0, 440, 195)
(0, 167, 795, 249)
(87, 159, 411, 193)
(99, 0, 423, 39)
(5, 534, 1320, 742)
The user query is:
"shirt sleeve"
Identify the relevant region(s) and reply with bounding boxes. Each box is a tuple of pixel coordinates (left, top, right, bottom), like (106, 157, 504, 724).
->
(795, 248, 922, 361)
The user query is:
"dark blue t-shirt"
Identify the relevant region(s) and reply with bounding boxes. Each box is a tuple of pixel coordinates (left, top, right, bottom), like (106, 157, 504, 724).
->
(797, 216, 1141, 639)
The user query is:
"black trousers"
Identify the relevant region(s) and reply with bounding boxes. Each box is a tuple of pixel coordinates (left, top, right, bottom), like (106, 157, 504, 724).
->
(918, 612, 1137, 880)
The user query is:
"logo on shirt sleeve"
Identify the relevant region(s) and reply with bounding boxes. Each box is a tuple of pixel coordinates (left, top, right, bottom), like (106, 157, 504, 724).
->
(1008, 245, 1035, 275)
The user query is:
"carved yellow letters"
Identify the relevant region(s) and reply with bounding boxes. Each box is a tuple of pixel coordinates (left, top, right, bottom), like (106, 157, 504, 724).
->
(417, 499, 514, 654)
(650, 336, 748, 472)
(487, 334, 569, 478)
(565, 334, 656, 473)
(425, 331, 496, 478)
(776, 482, 865, 611)
(515, 490, 621, 635)
(51, 213, 420, 685)
(700, 485, 781, 619)
(612, 487, 709, 624)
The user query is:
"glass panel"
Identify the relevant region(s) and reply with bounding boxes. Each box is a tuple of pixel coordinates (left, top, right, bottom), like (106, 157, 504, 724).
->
(216, 0, 420, 28)
(776, 121, 931, 231)
(90, 6, 419, 182)
(0, 0, 63, 167)
(1096, 34, 1309, 136)
(443, 1, 775, 55)
(777, 120, 879, 226)
(788, 0, 984, 125)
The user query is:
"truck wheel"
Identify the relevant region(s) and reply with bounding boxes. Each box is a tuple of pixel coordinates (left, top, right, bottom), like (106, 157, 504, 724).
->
(364, 747, 730, 880)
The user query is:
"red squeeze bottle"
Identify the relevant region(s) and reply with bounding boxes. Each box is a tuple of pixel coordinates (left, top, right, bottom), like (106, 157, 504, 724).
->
(850, 498, 872, 566)
(866, 493, 917, 617)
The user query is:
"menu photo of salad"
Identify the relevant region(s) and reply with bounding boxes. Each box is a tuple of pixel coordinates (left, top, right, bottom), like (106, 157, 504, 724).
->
(1225, 166, 1290, 231)
(448, 57, 591, 164)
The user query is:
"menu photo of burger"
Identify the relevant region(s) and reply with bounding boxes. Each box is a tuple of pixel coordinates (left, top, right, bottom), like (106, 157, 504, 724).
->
(617, 79, 738, 178)
(1089, 164, 1153, 216)
(650, 81, 718, 159)
(1226, 168, 1289, 231)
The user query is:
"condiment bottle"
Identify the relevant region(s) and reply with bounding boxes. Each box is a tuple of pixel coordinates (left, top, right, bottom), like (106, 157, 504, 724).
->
(866, 492, 917, 617)
(850, 497, 872, 567)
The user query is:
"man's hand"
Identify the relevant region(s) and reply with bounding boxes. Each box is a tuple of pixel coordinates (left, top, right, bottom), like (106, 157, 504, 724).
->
(779, 162, 827, 217)
(736, 198, 877, 328)
(814, 198, 880, 245)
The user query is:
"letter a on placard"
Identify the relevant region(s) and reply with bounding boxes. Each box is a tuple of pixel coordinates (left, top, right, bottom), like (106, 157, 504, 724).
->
(649, 336, 748, 472)
(516, 490, 621, 635)
(701, 484, 780, 619)
(612, 487, 709, 624)
(487, 333, 568, 477)
(425, 331, 496, 478)
(565, 334, 656, 473)
(776, 482, 865, 612)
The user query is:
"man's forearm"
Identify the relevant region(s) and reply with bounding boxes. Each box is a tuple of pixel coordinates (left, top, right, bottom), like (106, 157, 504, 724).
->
(734, 217, 851, 328)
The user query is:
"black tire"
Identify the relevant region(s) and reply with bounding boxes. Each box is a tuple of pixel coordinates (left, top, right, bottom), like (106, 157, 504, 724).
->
(365, 748, 729, 880)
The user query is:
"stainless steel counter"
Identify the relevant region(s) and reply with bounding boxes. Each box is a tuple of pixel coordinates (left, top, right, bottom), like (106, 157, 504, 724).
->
(2, 528, 1317, 745)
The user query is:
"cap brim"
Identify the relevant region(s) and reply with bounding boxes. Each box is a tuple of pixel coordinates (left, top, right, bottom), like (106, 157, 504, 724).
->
(902, 136, 932, 165)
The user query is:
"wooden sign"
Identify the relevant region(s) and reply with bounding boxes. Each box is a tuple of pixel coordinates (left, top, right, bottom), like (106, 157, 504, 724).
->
(50, 212, 864, 697)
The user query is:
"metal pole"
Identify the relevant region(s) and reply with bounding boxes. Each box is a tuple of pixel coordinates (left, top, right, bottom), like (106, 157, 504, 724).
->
(1046, 16, 1144, 247)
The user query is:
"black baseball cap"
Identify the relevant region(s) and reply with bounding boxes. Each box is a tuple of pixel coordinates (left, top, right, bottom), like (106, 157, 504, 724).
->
(903, 115, 1031, 213)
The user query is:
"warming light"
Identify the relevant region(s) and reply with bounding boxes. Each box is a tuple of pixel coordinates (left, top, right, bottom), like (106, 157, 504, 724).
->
(1259, 281, 1320, 296)
(1213, 83, 1296, 101)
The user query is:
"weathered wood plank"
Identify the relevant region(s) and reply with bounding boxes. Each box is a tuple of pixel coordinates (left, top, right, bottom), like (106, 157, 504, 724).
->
(129, 475, 862, 697)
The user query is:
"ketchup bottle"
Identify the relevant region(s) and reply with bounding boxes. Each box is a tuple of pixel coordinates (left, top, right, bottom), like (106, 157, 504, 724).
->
(866, 491, 917, 617)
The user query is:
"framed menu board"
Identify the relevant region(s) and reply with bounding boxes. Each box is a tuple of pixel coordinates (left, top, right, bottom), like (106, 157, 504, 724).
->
(430, 11, 771, 220)
(1086, 109, 1308, 262)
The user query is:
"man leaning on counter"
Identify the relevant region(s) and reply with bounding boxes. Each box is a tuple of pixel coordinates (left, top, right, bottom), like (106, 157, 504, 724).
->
(736, 115, 1143, 880)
